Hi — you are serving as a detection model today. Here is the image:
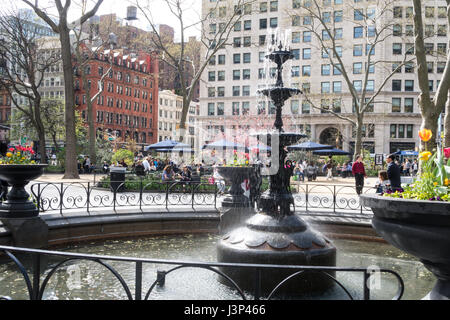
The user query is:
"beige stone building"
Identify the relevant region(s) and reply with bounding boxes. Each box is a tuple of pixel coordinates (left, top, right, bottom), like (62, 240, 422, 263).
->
(158, 89, 199, 148)
(198, 0, 448, 155)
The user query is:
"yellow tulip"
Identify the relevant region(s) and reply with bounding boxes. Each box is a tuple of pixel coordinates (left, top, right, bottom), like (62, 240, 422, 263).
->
(445, 179, 449, 186)
(6, 153, 12, 157)
(419, 129, 433, 142)
(419, 151, 432, 161)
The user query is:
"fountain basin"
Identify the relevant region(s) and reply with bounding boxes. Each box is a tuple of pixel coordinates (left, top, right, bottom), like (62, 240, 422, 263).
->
(258, 87, 302, 106)
(217, 214, 336, 296)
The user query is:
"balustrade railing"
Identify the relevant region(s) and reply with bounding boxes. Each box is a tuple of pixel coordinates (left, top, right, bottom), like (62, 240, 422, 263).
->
(0, 245, 404, 300)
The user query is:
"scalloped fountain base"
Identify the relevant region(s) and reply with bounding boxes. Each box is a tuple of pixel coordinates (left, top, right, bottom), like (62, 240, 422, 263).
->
(217, 214, 336, 296)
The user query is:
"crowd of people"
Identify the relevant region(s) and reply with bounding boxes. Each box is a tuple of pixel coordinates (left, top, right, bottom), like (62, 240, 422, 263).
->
(77, 149, 417, 197)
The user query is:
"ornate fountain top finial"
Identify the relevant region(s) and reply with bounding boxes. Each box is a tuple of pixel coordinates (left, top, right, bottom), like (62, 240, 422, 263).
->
(278, 42, 283, 51)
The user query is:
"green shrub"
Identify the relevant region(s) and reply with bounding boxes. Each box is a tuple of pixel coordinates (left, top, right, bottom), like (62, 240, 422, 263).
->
(111, 149, 134, 167)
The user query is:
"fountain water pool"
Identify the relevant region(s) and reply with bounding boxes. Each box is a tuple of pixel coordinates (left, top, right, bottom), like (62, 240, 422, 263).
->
(0, 233, 434, 300)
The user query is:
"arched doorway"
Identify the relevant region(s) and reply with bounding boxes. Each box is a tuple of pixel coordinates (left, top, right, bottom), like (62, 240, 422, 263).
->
(319, 127, 343, 149)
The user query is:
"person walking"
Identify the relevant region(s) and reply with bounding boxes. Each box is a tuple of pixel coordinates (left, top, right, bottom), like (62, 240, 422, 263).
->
(404, 159, 411, 176)
(352, 155, 367, 195)
(326, 156, 334, 181)
(386, 154, 402, 191)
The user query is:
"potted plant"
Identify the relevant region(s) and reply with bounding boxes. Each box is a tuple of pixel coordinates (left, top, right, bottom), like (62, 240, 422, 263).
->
(0, 145, 47, 218)
(361, 129, 450, 300)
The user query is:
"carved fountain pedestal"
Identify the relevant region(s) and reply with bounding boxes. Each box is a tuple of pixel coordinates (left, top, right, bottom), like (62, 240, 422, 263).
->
(217, 47, 336, 297)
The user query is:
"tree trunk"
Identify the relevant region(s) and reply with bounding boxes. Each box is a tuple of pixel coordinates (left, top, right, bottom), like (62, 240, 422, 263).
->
(37, 128, 47, 165)
(353, 115, 364, 161)
(87, 98, 97, 165)
(420, 109, 439, 152)
(60, 27, 79, 179)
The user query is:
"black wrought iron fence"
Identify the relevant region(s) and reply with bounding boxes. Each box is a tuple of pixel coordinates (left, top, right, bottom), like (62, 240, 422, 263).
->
(28, 180, 377, 220)
(30, 180, 219, 215)
(0, 245, 404, 300)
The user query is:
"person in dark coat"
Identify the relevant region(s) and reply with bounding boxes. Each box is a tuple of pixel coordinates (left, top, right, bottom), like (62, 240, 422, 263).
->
(386, 154, 402, 191)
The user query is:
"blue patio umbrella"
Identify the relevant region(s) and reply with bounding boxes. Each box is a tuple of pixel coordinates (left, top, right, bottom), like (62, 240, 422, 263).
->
(145, 140, 191, 152)
(202, 139, 248, 151)
(393, 150, 418, 157)
(287, 141, 333, 151)
(249, 144, 271, 152)
(154, 147, 195, 153)
(313, 148, 351, 156)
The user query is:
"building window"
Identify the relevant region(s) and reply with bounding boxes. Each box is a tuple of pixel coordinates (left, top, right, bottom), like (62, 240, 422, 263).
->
(291, 100, 299, 114)
(393, 7, 402, 18)
(393, 43, 402, 55)
(404, 98, 414, 113)
(405, 80, 414, 91)
(392, 80, 402, 91)
(353, 62, 362, 74)
(333, 81, 342, 93)
(302, 65, 310, 76)
(208, 71, 215, 81)
(366, 80, 375, 92)
(321, 82, 330, 93)
(232, 102, 240, 115)
(302, 48, 311, 59)
(242, 85, 250, 96)
(353, 44, 363, 56)
(217, 102, 224, 116)
(208, 103, 215, 116)
(354, 26, 363, 38)
(259, 19, 267, 29)
(321, 64, 331, 76)
(303, 31, 311, 42)
(392, 98, 401, 112)
(270, 17, 278, 28)
(243, 53, 251, 63)
(232, 86, 240, 96)
(300, 101, 309, 114)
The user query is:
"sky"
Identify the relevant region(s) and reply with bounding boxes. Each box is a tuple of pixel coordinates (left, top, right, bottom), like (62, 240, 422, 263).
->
(6, 0, 202, 40)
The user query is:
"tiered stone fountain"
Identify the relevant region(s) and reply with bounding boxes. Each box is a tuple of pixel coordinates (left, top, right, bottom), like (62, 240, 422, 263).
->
(217, 44, 336, 297)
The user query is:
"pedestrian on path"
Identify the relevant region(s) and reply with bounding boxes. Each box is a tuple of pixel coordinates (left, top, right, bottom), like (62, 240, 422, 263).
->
(386, 154, 402, 191)
(352, 155, 367, 195)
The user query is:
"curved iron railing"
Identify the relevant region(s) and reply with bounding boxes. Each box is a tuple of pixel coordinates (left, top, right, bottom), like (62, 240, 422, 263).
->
(28, 180, 376, 221)
(30, 180, 219, 215)
(0, 245, 404, 301)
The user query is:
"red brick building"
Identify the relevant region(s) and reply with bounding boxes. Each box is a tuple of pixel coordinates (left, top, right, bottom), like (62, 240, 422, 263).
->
(74, 48, 159, 145)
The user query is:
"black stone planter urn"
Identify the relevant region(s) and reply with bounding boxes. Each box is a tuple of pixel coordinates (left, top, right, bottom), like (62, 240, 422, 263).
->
(217, 166, 254, 208)
(361, 194, 450, 300)
(0, 164, 47, 218)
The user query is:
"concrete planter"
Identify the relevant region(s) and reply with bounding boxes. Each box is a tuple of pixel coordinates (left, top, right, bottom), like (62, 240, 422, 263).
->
(361, 194, 450, 300)
(0, 164, 47, 218)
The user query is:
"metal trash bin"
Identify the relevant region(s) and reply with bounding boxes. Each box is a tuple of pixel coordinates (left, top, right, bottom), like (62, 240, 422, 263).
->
(110, 167, 126, 193)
